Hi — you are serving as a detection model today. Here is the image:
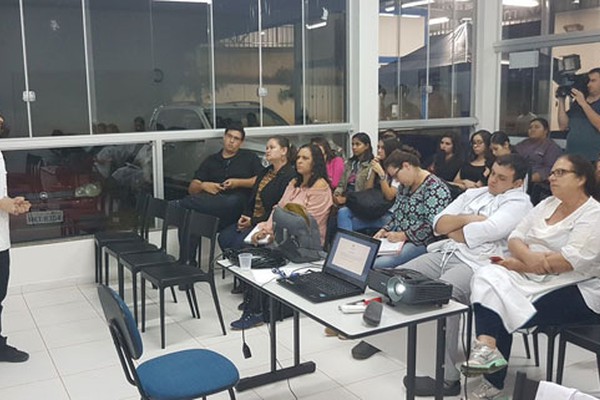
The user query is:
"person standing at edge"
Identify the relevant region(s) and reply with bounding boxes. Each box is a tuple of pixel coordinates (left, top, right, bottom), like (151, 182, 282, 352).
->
(558, 67, 600, 162)
(0, 144, 32, 362)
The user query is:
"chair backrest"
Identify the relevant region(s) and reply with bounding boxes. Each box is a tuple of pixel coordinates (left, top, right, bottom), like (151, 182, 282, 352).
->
(513, 371, 540, 400)
(132, 194, 151, 235)
(142, 197, 168, 240)
(183, 211, 219, 269)
(97, 284, 144, 360)
(160, 203, 189, 251)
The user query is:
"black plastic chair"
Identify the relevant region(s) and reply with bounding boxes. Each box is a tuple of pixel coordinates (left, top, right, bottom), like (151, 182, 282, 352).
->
(557, 325, 600, 385)
(104, 197, 169, 289)
(94, 194, 150, 283)
(118, 203, 189, 324)
(513, 371, 540, 400)
(141, 211, 226, 348)
(97, 284, 238, 400)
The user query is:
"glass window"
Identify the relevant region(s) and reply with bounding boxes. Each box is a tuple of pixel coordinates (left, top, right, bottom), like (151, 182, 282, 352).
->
(305, 0, 347, 124)
(378, 0, 474, 121)
(24, 0, 89, 136)
(0, 0, 28, 138)
(6, 144, 153, 243)
(89, 0, 211, 134)
(162, 132, 349, 201)
(499, 42, 599, 139)
(502, 1, 600, 40)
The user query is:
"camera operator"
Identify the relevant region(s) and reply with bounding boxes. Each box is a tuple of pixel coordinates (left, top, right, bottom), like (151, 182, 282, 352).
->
(557, 68, 600, 162)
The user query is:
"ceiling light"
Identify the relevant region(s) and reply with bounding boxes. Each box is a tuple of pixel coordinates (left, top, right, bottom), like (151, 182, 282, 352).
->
(428, 16, 449, 25)
(306, 21, 327, 30)
(502, 0, 539, 7)
(385, 5, 395, 11)
(401, 0, 434, 9)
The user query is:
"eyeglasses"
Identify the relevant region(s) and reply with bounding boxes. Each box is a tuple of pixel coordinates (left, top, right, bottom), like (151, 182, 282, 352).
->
(549, 168, 576, 178)
(471, 140, 484, 146)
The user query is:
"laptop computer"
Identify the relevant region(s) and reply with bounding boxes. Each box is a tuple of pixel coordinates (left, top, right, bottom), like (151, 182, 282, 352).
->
(277, 229, 380, 303)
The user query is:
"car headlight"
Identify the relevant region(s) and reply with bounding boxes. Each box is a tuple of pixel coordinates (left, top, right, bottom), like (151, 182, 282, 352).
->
(75, 182, 102, 198)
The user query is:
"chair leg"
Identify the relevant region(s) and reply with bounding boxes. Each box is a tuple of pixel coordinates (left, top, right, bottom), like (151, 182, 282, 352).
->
(132, 272, 139, 326)
(190, 287, 201, 319)
(522, 333, 531, 359)
(104, 250, 110, 286)
(141, 277, 147, 332)
(209, 280, 227, 335)
(533, 332, 540, 367)
(117, 262, 125, 299)
(596, 354, 600, 387)
(185, 289, 196, 318)
(170, 287, 178, 303)
(94, 243, 100, 283)
(546, 332, 557, 382)
(556, 336, 567, 385)
(228, 387, 236, 399)
(160, 288, 166, 349)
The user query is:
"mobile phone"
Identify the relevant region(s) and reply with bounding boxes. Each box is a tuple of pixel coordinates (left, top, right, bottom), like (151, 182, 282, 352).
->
(489, 256, 503, 263)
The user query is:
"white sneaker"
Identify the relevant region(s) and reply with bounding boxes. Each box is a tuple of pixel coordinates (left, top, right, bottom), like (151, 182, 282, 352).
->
(470, 378, 503, 399)
(461, 340, 508, 376)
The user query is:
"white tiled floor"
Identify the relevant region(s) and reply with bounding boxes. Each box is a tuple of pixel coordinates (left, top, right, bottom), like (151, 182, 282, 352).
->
(2, 272, 600, 399)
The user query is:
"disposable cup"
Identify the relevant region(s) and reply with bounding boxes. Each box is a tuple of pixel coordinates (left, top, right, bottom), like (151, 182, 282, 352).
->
(238, 253, 252, 271)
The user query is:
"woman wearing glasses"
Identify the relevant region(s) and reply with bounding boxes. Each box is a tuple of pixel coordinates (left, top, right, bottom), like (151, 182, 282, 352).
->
(453, 130, 493, 191)
(372, 148, 452, 269)
(462, 154, 600, 398)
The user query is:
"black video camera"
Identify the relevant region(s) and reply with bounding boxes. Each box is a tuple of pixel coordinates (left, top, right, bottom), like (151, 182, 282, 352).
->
(553, 54, 588, 98)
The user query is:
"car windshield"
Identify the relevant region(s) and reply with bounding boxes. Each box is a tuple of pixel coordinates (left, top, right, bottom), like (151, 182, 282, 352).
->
(156, 109, 204, 130)
(204, 107, 287, 128)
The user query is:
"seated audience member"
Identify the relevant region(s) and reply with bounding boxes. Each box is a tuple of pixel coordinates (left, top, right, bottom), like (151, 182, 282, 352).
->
(490, 131, 513, 158)
(333, 132, 375, 205)
(429, 132, 465, 182)
(349, 148, 454, 361)
(218, 136, 295, 250)
(453, 130, 492, 190)
(336, 137, 401, 232)
(310, 137, 345, 189)
(380, 129, 398, 141)
(371, 148, 451, 269)
(515, 117, 563, 183)
(178, 123, 263, 230)
(354, 154, 533, 398)
(462, 154, 600, 399)
(230, 144, 333, 330)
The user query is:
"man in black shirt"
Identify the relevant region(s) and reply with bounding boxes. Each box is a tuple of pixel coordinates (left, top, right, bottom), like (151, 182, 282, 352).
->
(179, 123, 262, 230)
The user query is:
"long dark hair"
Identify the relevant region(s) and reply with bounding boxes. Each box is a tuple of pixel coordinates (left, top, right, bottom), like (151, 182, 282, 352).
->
(350, 132, 374, 162)
(379, 137, 401, 161)
(310, 137, 336, 162)
(439, 132, 464, 160)
(469, 129, 492, 163)
(295, 144, 330, 188)
(561, 154, 596, 197)
(270, 135, 296, 165)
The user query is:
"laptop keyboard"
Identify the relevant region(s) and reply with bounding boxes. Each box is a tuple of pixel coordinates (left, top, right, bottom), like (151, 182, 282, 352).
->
(294, 272, 356, 296)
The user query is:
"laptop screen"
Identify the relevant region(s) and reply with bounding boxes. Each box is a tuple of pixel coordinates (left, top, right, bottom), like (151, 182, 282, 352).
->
(324, 229, 381, 289)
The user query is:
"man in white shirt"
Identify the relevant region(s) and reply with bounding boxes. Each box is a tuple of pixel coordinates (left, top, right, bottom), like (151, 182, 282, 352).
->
(0, 147, 31, 363)
(397, 154, 533, 396)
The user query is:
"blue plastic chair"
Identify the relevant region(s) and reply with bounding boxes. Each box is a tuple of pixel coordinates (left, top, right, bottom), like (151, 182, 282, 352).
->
(97, 284, 239, 400)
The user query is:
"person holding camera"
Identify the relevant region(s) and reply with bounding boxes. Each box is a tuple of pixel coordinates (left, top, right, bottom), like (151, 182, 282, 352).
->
(558, 68, 600, 162)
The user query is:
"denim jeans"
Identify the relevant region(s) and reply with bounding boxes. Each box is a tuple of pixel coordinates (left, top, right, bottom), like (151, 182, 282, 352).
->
(373, 242, 427, 269)
(337, 207, 391, 232)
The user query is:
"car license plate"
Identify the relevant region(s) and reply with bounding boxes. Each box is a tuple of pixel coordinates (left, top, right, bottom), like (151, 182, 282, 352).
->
(26, 210, 64, 225)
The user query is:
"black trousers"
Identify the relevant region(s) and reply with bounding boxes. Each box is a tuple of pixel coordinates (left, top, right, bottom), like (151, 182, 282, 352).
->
(0, 250, 10, 346)
(475, 285, 600, 389)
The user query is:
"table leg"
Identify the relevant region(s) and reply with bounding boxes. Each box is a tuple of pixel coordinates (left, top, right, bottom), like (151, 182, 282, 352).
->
(294, 310, 300, 366)
(270, 296, 277, 372)
(435, 317, 447, 400)
(406, 324, 417, 400)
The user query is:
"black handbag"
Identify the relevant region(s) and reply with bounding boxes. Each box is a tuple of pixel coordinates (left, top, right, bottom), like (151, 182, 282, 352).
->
(345, 188, 393, 220)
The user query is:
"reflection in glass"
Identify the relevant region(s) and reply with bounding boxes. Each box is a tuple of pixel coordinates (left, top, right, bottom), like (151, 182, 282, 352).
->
(6, 145, 153, 243)
(305, 0, 347, 124)
(378, 0, 473, 120)
(89, 0, 211, 134)
(0, 0, 28, 138)
(24, 0, 89, 136)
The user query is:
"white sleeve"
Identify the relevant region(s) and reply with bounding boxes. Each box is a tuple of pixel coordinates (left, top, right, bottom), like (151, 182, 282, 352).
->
(463, 194, 533, 248)
(432, 188, 477, 235)
(561, 204, 600, 273)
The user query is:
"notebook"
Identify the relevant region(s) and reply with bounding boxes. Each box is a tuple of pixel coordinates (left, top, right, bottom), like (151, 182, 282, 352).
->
(277, 229, 381, 303)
